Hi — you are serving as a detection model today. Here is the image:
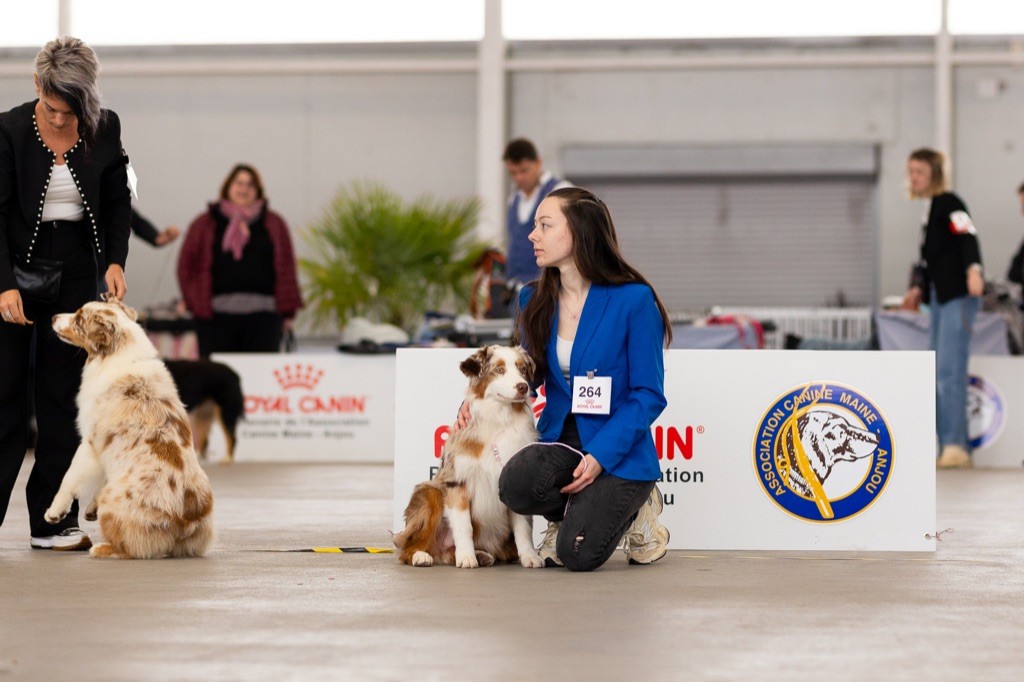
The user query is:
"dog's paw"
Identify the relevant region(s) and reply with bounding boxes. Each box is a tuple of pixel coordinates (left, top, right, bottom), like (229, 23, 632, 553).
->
(519, 550, 544, 568)
(455, 550, 479, 569)
(475, 551, 496, 567)
(84, 509, 97, 522)
(43, 505, 68, 524)
(89, 543, 117, 558)
(411, 551, 434, 567)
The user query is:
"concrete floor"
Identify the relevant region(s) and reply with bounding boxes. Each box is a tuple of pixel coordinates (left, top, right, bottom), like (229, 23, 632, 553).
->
(1, 458, 1023, 681)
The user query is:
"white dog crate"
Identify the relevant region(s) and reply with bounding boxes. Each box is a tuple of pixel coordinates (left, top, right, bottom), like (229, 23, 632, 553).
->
(715, 307, 874, 349)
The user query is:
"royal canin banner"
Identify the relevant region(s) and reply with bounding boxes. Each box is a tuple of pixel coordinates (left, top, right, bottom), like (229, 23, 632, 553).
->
(394, 348, 937, 552)
(210, 353, 395, 462)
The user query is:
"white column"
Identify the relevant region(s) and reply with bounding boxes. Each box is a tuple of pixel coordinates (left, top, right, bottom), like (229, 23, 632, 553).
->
(935, 0, 954, 180)
(58, 0, 72, 36)
(475, 0, 507, 245)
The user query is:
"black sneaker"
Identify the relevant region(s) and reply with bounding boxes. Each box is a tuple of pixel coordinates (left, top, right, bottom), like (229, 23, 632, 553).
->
(30, 527, 92, 551)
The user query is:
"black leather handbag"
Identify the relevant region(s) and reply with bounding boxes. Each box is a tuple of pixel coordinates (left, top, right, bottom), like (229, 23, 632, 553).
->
(13, 256, 63, 303)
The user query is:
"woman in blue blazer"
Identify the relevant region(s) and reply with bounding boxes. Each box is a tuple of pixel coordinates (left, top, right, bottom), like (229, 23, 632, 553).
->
(498, 187, 673, 571)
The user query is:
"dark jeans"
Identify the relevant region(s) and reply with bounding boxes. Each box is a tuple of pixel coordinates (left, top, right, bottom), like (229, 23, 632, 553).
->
(0, 220, 97, 536)
(498, 415, 655, 572)
(195, 312, 282, 357)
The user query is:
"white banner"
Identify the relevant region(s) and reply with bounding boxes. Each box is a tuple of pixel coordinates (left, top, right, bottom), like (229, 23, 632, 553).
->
(394, 348, 937, 551)
(210, 353, 395, 462)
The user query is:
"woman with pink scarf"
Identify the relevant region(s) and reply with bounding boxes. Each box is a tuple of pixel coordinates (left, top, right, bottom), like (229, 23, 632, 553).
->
(177, 163, 303, 357)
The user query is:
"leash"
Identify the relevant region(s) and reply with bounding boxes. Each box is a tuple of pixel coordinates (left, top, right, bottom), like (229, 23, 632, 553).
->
(490, 427, 509, 464)
(243, 546, 393, 553)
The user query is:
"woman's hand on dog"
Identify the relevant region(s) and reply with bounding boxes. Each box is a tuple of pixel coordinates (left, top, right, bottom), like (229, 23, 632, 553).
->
(0, 289, 31, 325)
(560, 454, 602, 494)
(453, 401, 471, 432)
(104, 264, 127, 300)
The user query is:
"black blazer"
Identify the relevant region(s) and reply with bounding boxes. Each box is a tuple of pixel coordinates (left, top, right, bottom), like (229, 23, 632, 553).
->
(0, 99, 131, 292)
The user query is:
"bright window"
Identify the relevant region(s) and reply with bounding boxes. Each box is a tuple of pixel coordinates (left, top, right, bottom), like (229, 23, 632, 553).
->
(5, 0, 1024, 49)
(0, 1, 59, 48)
(949, 0, 1024, 35)
(504, 0, 940, 40)
(70, 0, 484, 46)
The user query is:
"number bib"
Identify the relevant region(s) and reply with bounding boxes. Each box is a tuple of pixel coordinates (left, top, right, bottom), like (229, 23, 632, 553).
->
(572, 374, 611, 415)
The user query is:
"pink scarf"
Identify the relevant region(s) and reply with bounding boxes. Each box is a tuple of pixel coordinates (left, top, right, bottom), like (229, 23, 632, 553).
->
(219, 199, 265, 260)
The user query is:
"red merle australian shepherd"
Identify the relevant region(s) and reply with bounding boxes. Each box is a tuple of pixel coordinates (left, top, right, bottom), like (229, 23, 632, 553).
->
(394, 345, 543, 568)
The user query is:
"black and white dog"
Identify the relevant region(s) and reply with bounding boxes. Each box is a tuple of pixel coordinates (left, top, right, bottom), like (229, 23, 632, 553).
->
(163, 359, 245, 462)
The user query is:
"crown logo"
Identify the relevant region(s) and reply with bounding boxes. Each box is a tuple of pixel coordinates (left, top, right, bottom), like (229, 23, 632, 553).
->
(274, 364, 325, 391)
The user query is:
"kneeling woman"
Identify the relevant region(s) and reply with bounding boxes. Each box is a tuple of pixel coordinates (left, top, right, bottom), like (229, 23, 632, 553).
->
(499, 187, 672, 571)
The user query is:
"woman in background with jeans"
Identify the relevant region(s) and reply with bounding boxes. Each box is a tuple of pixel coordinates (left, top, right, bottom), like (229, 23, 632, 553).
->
(902, 148, 984, 469)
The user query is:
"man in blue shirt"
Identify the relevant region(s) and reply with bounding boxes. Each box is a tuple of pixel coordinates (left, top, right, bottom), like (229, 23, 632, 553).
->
(502, 138, 571, 287)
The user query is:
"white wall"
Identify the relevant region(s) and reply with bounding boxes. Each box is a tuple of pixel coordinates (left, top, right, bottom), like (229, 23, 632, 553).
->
(955, 66, 1024, 281)
(0, 68, 479, 329)
(510, 66, 939, 302)
(5, 45, 1024, 330)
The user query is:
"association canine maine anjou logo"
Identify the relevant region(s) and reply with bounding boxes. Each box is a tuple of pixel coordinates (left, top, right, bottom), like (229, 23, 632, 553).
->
(968, 374, 1005, 451)
(752, 382, 893, 523)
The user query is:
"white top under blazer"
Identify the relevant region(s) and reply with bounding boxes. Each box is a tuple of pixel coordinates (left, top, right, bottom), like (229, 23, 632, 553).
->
(556, 334, 573, 380)
(42, 163, 85, 222)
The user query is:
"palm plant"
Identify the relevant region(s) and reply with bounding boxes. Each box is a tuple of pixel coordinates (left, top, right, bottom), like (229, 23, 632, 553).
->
(300, 182, 488, 335)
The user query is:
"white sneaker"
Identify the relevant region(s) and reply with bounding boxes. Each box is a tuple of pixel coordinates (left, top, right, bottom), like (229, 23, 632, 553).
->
(937, 445, 973, 469)
(538, 520, 563, 567)
(31, 527, 92, 551)
(624, 487, 670, 565)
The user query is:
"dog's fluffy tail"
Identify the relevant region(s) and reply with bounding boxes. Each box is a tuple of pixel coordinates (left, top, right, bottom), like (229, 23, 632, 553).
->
(393, 482, 444, 554)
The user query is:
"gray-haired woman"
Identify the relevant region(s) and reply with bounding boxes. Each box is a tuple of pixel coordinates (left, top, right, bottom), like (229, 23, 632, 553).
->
(0, 37, 132, 550)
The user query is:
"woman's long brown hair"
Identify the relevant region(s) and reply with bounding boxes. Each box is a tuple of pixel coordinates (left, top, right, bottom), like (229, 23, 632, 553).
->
(514, 187, 672, 382)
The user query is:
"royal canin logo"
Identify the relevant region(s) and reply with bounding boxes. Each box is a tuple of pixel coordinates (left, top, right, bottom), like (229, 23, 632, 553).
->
(274, 364, 325, 391)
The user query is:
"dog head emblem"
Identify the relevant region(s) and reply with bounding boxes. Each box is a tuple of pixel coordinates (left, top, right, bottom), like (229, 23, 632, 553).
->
(794, 410, 879, 480)
(967, 375, 1005, 451)
(754, 382, 894, 522)
(52, 299, 140, 358)
(459, 345, 534, 404)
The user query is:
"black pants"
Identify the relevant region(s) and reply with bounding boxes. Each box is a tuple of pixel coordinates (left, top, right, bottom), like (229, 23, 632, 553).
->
(498, 415, 655, 572)
(0, 221, 97, 536)
(195, 312, 282, 358)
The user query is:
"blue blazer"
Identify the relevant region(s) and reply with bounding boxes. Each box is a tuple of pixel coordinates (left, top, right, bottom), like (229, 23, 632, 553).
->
(520, 282, 667, 481)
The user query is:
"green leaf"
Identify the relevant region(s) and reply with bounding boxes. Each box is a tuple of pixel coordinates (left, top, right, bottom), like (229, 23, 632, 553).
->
(298, 181, 486, 335)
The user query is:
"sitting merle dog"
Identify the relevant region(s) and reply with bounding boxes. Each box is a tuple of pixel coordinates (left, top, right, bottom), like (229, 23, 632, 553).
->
(163, 359, 245, 463)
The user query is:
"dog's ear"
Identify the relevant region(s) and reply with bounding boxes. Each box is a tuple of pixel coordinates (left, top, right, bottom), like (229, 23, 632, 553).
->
(105, 296, 139, 322)
(517, 351, 537, 385)
(84, 309, 119, 356)
(459, 346, 491, 378)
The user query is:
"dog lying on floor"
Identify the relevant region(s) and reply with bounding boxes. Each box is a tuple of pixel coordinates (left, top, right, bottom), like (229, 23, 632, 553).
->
(45, 298, 215, 559)
(393, 345, 544, 568)
(163, 359, 244, 463)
